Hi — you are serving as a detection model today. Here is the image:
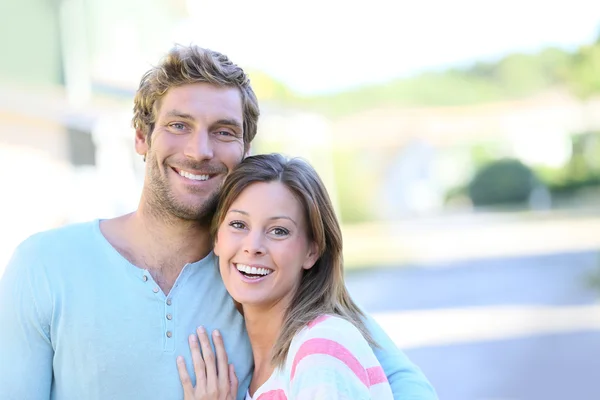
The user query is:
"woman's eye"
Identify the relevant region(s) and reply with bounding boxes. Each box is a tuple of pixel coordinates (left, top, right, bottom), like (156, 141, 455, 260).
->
(271, 227, 289, 236)
(229, 221, 245, 229)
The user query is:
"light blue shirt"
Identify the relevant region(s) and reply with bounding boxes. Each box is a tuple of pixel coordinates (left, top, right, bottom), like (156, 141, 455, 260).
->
(0, 220, 437, 400)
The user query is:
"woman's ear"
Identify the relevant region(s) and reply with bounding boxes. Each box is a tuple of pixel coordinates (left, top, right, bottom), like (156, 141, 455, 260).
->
(213, 237, 220, 257)
(302, 242, 319, 270)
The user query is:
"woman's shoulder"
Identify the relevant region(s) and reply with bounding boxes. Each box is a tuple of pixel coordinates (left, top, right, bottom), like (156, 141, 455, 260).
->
(296, 314, 365, 341)
(289, 314, 377, 366)
(285, 314, 392, 399)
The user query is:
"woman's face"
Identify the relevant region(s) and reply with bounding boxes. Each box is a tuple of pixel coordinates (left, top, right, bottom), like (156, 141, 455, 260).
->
(214, 181, 317, 310)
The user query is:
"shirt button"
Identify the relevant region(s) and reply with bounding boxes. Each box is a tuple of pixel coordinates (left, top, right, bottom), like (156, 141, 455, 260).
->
(142, 275, 148, 282)
(166, 314, 172, 320)
(166, 298, 172, 306)
(166, 331, 172, 338)
(152, 287, 159, 293)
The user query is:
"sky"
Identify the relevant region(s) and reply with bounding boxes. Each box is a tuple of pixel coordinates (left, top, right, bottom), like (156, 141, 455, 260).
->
(168, 0, 600, 95)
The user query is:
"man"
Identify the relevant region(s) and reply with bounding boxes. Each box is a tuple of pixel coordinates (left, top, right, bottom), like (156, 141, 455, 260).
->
(0, 45, 437, 399)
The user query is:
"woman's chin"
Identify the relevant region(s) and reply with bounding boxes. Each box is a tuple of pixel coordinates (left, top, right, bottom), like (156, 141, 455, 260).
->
(230, 292, 266, 308)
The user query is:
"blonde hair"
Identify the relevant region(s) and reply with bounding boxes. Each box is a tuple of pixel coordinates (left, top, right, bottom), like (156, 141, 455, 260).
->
(132, 44, 259, 152)
(212, 153, 376, 367)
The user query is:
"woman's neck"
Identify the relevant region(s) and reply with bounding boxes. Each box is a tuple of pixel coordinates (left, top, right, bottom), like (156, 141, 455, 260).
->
(243, 303, 287, 396)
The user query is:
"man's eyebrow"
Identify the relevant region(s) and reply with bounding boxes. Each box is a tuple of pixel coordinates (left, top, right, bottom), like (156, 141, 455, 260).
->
(228, 209, 297, 226)
(164, 110, 195, 120)
(213, 118, 243, 130)
(162, 111, 242, 130)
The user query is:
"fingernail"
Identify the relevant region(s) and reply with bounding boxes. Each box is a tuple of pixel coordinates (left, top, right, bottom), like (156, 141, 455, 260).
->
(177, 356, 184, 363)
(214, 329, 221, 337)
(197, 326, 205, 334)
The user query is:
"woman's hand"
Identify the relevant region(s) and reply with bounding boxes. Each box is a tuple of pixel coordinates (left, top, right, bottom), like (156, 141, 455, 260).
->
(177, 326, 238, 400)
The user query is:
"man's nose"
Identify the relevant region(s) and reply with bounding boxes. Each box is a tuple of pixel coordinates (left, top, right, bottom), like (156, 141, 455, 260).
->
(184, 129, 213, 161)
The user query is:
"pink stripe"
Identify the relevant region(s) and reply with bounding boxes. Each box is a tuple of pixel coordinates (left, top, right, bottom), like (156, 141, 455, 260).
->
(256, 389, 287, 400)
(367, 366, 388, 385)
(290, 338, 369, 387)
(307, 315, 330, 329)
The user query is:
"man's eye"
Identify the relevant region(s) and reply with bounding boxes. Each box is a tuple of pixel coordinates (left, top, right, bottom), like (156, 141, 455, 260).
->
(170, 123, 186, 130)
(216, 130, 235, 137)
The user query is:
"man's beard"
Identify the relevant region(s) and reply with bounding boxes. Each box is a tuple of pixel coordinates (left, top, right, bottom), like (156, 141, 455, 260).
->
(145, 152, 223, 225)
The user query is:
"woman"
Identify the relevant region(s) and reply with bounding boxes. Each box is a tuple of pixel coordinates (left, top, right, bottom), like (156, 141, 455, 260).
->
(176, 154, 393, 400)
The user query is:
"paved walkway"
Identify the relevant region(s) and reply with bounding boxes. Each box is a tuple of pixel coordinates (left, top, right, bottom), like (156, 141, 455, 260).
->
(342, 208, 600, 268)
(373, 304, 600, 349)
(345, 249, 600, 400)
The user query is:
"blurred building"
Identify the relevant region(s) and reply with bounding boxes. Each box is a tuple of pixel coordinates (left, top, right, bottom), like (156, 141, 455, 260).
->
(0, 0, 183, 267)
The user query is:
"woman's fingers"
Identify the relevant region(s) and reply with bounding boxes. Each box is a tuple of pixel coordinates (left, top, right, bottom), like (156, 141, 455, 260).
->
(189, 333, 207, 391)
(178, 327, 231, 399)
(212, 330, 230, 394)
(176, 356, 194, 396)
(229, 363, 238, 400)
(197, 326, 218, 394)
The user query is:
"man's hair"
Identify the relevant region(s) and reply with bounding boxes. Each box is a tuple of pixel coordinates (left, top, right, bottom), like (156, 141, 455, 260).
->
(132, 44, 259, 152)
(211, 153, 376, 367)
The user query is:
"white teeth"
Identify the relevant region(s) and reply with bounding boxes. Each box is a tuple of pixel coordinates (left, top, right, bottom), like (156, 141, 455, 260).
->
(236, 264, 273, 277)
(179, 170, 209, 181)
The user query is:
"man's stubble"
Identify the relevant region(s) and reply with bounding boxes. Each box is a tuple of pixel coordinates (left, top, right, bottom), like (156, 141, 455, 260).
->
(144, 150, 224, 226)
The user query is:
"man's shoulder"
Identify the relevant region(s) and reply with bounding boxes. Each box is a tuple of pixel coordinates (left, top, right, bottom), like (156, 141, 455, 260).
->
(11, 220, 102, 266)
(19, 220, 99, 251)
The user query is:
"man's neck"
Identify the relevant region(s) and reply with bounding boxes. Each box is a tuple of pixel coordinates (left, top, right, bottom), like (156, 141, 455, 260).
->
(100, 207, 213, 294)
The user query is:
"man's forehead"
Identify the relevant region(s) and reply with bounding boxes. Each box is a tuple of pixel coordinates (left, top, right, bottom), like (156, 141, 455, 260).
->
(161, 83, 242, 102)
(156, 84, 243, 118)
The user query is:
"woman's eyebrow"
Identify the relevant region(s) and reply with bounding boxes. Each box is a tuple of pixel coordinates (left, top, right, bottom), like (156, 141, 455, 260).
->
(228, 210, 297, 226)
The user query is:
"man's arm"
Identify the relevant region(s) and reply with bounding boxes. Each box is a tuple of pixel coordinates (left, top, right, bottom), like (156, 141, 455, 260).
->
(0, 239, 53, 399)
(364, 314, 438, 400)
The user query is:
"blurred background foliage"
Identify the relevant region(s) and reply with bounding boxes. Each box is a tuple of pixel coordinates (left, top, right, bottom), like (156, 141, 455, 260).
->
(250, 34, 600, 223)
(256, 34, 600, 115)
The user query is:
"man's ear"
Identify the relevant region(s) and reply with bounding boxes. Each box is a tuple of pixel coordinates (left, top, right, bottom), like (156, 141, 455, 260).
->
(134, 128, 149, 156)
(302, 242, 319, 270)
(244, 143, 253, 158)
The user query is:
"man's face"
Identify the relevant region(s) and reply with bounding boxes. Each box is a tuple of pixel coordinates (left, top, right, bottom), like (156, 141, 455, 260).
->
(135, 83, 246, 222)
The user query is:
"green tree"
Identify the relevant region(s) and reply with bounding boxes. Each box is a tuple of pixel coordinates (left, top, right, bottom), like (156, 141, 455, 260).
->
(566, 41, 600, 99)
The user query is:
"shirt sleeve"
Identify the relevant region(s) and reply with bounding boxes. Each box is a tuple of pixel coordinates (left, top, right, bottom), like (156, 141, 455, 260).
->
(0, 238, 54, 399)
(288, 317, 390, 400)
(364, 314, 439, 399)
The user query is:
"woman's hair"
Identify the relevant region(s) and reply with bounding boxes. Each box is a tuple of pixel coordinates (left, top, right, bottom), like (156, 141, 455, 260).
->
(211, 153, 376, 367)
(132, 44, 259, 153)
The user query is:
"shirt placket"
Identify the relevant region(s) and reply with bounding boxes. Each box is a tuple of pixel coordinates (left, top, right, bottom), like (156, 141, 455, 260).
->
(140, 268, 182, 352)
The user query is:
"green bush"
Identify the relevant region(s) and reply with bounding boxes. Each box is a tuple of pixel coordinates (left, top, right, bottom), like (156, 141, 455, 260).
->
(468, 159, 538, 206)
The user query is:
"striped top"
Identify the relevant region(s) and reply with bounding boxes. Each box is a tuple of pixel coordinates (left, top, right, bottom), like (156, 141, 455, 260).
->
(246, 315, 394, 400)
